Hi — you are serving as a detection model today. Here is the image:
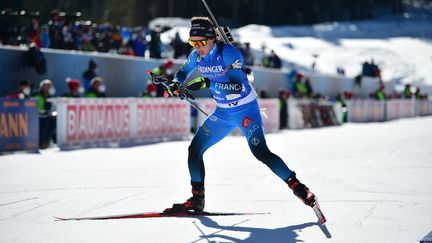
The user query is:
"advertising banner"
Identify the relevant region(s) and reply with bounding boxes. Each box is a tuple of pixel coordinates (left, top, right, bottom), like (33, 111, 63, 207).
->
(347, 99, 386, 122)
(416, 100, 432, 116)
(0, 99, 39, 153)
(386, 100, 415, 120)
(56, 98, 190, 150)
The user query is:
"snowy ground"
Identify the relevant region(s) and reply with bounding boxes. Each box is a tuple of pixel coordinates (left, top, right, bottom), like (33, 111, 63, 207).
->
(1, 117, 432, 243)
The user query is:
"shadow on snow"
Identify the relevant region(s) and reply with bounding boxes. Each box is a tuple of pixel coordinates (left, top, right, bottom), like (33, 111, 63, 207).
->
(190, 216, 332, 243)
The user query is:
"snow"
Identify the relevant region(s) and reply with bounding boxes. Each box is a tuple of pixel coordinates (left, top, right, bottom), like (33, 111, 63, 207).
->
(234, 21, 432, 85)
(160, 18, 432, 86)
(1, 117, 432, 242)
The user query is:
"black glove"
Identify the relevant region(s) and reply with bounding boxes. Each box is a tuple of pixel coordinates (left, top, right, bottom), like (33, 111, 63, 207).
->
(176, 86, 195, 100)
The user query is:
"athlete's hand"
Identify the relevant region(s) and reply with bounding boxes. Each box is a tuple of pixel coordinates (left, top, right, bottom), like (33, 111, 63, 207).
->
(163, 81, 180, 97)
(176, 86, 195, 100)
(163, 82, 195, 100)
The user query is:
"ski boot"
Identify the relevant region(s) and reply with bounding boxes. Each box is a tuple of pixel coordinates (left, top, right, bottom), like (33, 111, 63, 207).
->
(164, 185, 205, 214)
(285, 172, 316, 207)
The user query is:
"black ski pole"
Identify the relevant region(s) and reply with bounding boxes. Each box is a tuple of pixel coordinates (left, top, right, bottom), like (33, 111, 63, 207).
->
(201, 0, 230, 44)
(201, 0, 254, 79)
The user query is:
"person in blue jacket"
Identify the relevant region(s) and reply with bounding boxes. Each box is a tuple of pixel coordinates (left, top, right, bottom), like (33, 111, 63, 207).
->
(164, 16, 317, 213)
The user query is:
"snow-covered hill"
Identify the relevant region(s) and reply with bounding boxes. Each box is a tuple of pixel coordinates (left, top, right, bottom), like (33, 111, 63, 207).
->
(160, 17, 432, 86)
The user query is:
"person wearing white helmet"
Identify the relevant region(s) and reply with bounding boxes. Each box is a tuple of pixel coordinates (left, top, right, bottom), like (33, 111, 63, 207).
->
(32, 79, 57, 149)
(86, 76, 106, 98)
(33, 79, 56, 113)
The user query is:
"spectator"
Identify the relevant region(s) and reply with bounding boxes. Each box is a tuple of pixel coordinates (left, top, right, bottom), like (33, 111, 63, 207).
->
(33, 79, 56, 149)
(119, 42, 135, 56)
(5, 80, 32, 99)
(375, 83, 386, 101)
(304, 78, 313, 98)
(82, 59, 98, 90)
(261, 44, 271, 67)
(242, 42, 255, 66)
(26, 18, 41, 47)
(278, 89, 289, 129)
(0, 9, 12, 45)
(371, 59, 381, 79)
(62, 25, 75, 50)
(40, 24, 51, 48)
(269, 50, 282, 69)
(62, 78, 83, 97)
(362, 61, 372, 76)
(80, 26, 95, 51)
(111, 25, 123, 50)
(95, 24, 113, 52)
(33, 79, 56, 113)
(48, 9, 65, 49)
(362, 59, 381, 78)
(133, 30, 146, 57)
(293, 73, 307, 98)
(140, 82, 157, 98)
(416, 88, 428, 100)
(171, 32, 187, 59)
(336, 66, 345, 76)
(259, 89, 269, 98)
(403, 84, 412, 99)
(149, 28, 162, 59)
(86, 76, 106, 98)
(336, 93, 348, 123)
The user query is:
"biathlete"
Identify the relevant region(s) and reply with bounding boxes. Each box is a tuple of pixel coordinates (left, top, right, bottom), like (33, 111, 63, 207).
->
(163, 16, 317, 213)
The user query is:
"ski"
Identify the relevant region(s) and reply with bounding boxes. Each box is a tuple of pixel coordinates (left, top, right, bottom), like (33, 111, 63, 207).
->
(312, 200, 327, 224)
(54, 211, 268, 221)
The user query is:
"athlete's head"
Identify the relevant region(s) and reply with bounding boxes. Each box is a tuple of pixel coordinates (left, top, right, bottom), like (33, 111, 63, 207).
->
(189, 16, 215, 57)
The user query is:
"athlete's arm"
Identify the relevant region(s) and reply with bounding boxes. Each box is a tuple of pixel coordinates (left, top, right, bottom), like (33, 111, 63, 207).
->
(222, 45, 246, 84)
(173, 51, 198, 85)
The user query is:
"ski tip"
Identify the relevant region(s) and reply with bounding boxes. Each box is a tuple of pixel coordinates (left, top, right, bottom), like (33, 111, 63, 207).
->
(53, 216, 66, 221)
(146, 69, 151, 74)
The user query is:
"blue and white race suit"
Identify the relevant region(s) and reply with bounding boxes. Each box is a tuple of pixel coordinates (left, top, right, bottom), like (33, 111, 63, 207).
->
(174, 43, 292, 183)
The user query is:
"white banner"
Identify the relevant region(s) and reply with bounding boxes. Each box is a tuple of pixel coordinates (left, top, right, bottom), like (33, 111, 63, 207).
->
(416, 100, 432, 116)
(56, 98, 190, 150)
(386, 100, 416, 120)
(347, 99, 386, 122)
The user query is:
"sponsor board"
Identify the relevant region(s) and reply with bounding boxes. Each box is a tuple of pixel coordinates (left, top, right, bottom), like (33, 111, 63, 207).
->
(0, 99, 38, 153)
(56, 98, 190, 150)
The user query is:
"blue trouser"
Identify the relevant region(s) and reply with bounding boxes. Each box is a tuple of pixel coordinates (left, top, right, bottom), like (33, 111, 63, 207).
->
(188, 100, 293, 184)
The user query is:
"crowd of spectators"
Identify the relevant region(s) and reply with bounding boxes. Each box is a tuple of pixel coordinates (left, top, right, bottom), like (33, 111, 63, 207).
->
(1, 9, 290, 70)
(369, 83, 428, 101)
(0, 9, 188, 59)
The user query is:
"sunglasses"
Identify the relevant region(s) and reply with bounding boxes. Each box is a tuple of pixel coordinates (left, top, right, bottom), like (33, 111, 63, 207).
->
(188, 39, 208, 47)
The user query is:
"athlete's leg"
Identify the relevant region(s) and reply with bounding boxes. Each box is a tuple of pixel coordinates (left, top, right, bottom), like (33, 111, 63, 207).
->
(188, 109, 235, 183)
(237, 101, 293, 181)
